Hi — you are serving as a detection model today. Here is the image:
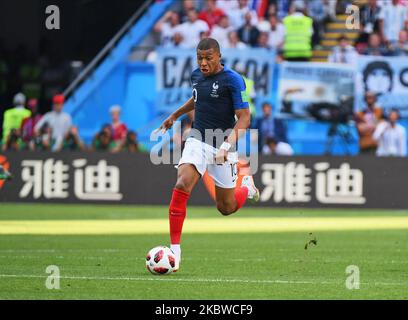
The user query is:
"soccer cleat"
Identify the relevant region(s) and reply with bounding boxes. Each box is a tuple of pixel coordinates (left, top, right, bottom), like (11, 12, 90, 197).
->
(241, 175, 260, 203)
(170, 245, 181, 272)
(173, 256, 180, 272)
(172, 252, 180, 272)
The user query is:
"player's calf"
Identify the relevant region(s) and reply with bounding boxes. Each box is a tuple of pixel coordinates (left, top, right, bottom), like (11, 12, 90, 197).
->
(215, 175, 259, 216)
(216, 199, 238, 216)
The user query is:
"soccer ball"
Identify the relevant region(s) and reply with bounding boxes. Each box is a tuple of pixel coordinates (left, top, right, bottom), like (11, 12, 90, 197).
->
(145, 246, 177, 275)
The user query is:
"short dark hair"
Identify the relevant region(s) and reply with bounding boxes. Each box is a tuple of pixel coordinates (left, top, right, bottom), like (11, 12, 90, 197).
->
(266, 136, 278, 145)
(197, 38, 220, 52)
(388, 108, 400, 118)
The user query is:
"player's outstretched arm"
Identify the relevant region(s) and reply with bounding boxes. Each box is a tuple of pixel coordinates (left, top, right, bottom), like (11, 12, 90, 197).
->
(215, 108, 251, 164)
(157, 96, 195, 133)
(229, 108, 251, 146)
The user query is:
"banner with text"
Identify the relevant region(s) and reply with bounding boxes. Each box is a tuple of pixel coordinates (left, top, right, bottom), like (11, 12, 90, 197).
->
(277, 62, 355, 119)
(356, 55, 408, 117)
(155, 47, 276, 114)
(1, 152, 408, 209)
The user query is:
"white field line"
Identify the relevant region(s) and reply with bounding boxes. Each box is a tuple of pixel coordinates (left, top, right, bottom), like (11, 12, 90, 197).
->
(0, 273, 407, 287)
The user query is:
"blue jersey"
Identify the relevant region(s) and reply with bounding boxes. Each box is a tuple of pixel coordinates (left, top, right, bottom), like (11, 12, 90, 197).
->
(190, 66, 249, 147)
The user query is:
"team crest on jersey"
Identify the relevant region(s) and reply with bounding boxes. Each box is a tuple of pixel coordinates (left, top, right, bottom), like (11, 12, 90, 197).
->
(211, 81, 219, 98)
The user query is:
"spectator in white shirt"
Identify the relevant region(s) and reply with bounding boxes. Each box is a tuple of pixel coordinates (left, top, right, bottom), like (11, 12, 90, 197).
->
(263, 137, 294, 156)
(227, 0, 258, 30)
(216, 0, 239, 12)
(373, 109, 407, 157)
(225, 30, 247, 49)
(153, 11, 181, 47)
(34, 94, 72, 151)
(210, 15, 233, 48)
(174, 9, 209, 48)
(268, 15, 285, 49)
(328, 34, 358, 65)
(376, 0, 390, 8)
(380, 0, 407, 44)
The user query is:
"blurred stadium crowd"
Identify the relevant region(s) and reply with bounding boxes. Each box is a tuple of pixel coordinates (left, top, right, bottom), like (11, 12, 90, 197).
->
(1, 0, 407, 156)
(2, 93, 143, 153)
(150, 0, 408, 61)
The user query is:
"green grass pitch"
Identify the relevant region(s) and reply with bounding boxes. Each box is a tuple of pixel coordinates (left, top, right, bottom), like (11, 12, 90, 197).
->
(0, 203, 407, 299)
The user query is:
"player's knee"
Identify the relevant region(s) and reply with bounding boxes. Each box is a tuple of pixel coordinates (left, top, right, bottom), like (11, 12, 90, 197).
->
(216, 201, 237, 216)
(175, 179, 190, 193)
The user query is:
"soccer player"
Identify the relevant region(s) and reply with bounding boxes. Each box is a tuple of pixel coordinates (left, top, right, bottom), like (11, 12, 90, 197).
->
(157, 38, 259, 270)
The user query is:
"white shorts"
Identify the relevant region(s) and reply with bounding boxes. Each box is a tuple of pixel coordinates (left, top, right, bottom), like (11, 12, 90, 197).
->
(178, 138, 239, 189)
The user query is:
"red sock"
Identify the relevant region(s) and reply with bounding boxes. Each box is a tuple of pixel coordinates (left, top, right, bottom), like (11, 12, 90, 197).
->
(234, 186, 249, 210)
(169, 188, 190, 244)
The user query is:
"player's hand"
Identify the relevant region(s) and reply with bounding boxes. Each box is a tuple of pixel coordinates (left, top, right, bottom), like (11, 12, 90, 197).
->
(157, 114, 177, 134)
(215, 149, 228, 165)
